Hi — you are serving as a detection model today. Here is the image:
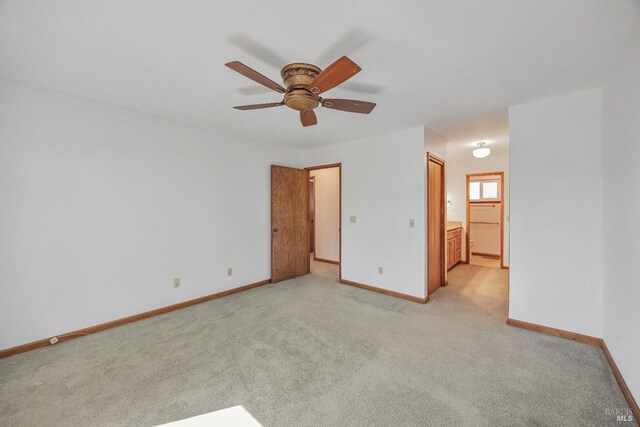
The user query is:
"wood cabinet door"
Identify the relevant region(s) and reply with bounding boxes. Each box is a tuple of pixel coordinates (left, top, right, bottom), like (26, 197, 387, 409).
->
(271, 165, 309, 283)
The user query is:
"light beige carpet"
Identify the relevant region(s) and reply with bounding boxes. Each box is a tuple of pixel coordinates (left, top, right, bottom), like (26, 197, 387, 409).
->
(0, 264, 631, 426)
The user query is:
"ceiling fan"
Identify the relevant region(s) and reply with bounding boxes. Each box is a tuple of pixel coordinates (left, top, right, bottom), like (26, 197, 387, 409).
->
(225, 56, 376, 127)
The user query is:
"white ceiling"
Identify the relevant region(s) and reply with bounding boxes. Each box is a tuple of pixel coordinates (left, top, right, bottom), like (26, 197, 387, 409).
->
(1, 0, 638, 147)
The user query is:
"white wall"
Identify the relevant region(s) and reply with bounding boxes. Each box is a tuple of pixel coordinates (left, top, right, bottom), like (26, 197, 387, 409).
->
(603, 34, 640, 402)
(509, 89, 603, 338)
(312, 167, 340, 262)
(304, 127, 426, 299)
(0, 79, 302, 350)
(424, 128, 447, 160)
(446, 153, 510, 265)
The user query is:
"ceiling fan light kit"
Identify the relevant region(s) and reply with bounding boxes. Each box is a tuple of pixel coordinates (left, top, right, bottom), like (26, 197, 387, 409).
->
(225, 55, 376, 127)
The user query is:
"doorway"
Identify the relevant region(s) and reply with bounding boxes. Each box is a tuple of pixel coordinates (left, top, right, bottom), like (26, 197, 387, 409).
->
(306, 163, 341, 281)
(466, 172, 504, 269)
(427, 154, 446, 295)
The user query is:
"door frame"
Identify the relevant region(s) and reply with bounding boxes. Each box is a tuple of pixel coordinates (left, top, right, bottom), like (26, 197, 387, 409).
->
(465, 171, 505, 268)
(305, 163, 342, 280)
(426, 153, 446, 295)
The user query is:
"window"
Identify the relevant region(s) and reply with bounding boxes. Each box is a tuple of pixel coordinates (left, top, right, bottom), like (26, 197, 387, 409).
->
(469, 179, 500, 200)
(482, 181, 498, 199)
(469, 182, 481, 200)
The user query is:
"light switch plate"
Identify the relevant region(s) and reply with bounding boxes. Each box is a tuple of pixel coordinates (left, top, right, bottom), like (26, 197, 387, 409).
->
(227, 268, 233, 277)
(409, 219, 415, 228)
(173, 278, 181, 288)
(378, 266, 383, 275)
(350, 215, 357, 223)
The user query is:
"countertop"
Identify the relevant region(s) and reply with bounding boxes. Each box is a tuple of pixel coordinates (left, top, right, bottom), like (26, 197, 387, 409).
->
(447, 221, 463, 231)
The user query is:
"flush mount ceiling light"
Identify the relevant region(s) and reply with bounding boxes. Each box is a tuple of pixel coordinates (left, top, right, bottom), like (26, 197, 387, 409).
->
(473, 142, 491, 158)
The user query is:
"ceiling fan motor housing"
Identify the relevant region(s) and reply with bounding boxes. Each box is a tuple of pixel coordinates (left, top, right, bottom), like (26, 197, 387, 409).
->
(281, 63, 321, 111)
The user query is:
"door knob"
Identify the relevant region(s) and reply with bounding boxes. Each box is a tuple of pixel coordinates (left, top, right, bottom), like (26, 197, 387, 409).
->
(273, 227, 279, 233)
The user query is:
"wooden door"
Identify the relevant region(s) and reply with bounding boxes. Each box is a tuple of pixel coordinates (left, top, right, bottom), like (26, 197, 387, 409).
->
(271, 165, 310, 282)
(427, 155, 445, 294)
(309, 179, 315, 253)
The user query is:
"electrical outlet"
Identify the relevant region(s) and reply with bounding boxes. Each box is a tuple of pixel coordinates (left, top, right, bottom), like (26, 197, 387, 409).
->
(378, 266, 384, 275)
(409, 219, 415, 228)
(173, 278, 181, 288)
(350, 215, 357, 223)
(49, 337, 59, 345)
(227, 268, 233, 277)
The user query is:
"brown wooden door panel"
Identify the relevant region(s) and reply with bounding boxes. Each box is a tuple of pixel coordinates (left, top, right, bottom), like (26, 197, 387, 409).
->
(271, 165, 309, 282)
(309, 179, 315, 253)
(427, 155, 445, 294)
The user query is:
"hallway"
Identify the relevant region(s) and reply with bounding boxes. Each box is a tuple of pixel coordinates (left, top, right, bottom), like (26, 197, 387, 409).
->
(310, 253, 339, 281)
(468, 255, 501, 269)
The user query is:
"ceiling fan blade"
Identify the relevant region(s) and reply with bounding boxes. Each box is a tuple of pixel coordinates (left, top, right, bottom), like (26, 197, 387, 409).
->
(225, 61, 286, 93)
(307, 56, 361, 95)
(236, 81, 383, 97)
(322, 99, 376, 114)
(300, 110, 318, 127)
(233, 102, 284, 110)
